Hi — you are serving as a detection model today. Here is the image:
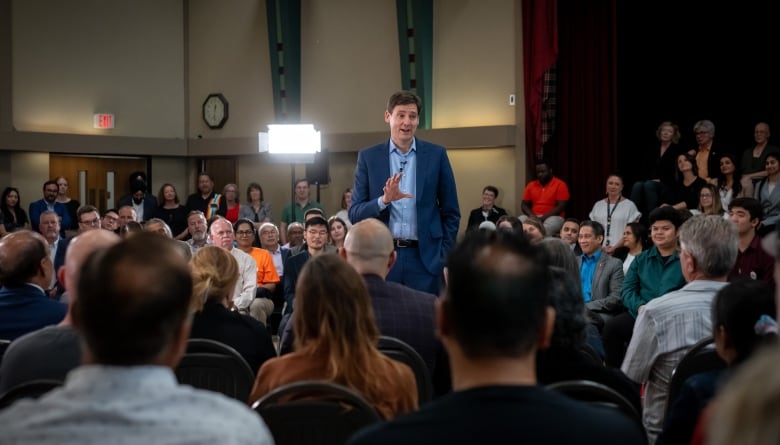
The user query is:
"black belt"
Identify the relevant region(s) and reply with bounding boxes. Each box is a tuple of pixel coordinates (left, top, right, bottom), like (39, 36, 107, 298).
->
(393, 239, 419, 248)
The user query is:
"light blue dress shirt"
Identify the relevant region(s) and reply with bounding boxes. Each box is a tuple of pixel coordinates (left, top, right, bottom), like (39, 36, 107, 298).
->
(376, 138, 418, 240)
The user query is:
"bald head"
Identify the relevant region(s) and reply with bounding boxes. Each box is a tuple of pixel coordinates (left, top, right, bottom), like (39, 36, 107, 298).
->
(62, 229, 121, 299)
(0, 230, 50, 288)
(342, 218, 395, 276)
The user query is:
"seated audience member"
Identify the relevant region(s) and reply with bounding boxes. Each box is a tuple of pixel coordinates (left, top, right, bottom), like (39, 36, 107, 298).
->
(521, 158, 570, 237)
(334, 187, 352, 229)
(341, 218, 441, 376)
(466, 185, 507, 232)
(0, 230, 66, 340)
(120, 220, 143, 237)
(602, 206, 686, 368)
(754, 152, 780, 236)
(208, 217, 256, 314)
(496, 214, 522, 232)
(248, 254, 417, 419)
(739, 121, 780, 188)
(185, 172, 226, 219)
(185, 210, 209, 254)
(694, 183, 726, 217)
(39, 210, 69, 298)
(153, 183, 189, 240)
(289, 208, 336, 255)
(238, 182, 273, 230)
(631, 121, 683, 221)
(622, 215, 738, 444)
(0, 233, 272, 444)
(29, 180, 70, 237)
(660, 280, 776, 445)
(144, 218, 192, 260)
(189, 246, 276, 374)
(521, 217, 546, 244)
(558, 217, 581, 253)
(117, 172, 158, 223)
(117, 205, 138, 229)
(613, 222, 648, 274)
(328, 215, 349, 250)
(0, 229, 120, 393)
(282, 221, 304, 250)
(727, 197, 774, 285)
(233, 218, 279, 325)
(348, 229, 644, 445)
(536, 266, 641, 414)
(101, 208, 119, 232)
(659, 152, 707, 211)
(282, 216, 330, 316)
(1, 186, 30, 233)
(75, 205, 101, 233)
(713, 153, 748, 210)
(577, 221, 625, 324)
(589, 174, 641, 254)
(258, 222, 289, 329)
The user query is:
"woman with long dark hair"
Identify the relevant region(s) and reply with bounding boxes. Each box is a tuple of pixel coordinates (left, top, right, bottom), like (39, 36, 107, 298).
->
(248, 254, 417, 418)
(0, 187, 29, 233)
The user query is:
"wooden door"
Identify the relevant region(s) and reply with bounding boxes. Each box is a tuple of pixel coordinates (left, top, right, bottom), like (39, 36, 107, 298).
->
(200, 158, 237, 194)
(50, 155, 148, 214)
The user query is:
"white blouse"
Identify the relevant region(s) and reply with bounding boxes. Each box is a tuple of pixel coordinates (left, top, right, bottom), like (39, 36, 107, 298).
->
(589, 197, 641, 248)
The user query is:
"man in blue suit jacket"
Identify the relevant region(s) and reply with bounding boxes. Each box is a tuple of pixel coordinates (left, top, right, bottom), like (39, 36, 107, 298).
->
(29, 180, 69, 238)
(0, 231, 67, 340)
(349, 91, 460, 295)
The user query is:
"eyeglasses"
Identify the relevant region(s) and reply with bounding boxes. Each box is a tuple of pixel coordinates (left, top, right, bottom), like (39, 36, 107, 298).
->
(260, 230, 276, 236)
(79, 217, 100, 226)
(236, 230, 254, 237)
(700, 193, 713, 198)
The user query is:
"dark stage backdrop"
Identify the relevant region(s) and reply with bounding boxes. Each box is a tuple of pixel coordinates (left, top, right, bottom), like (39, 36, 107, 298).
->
(615, 2, 780, 192)
(543, 1, 779, 221)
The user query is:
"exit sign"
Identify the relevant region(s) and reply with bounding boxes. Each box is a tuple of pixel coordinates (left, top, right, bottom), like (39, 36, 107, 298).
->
(93, 113, 115, 129)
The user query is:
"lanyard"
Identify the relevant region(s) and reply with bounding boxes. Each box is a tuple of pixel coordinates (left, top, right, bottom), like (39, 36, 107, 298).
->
(605, 197, 621, 246)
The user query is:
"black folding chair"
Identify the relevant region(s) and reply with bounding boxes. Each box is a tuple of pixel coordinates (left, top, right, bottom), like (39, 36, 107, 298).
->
(252, 380, 383, 445)
(547, 379, 645, 436)
(0, 379, 63, 410)
(377, 335, 433, 404)
(175, 338, 255, 402)
(666, 336, 726, 415)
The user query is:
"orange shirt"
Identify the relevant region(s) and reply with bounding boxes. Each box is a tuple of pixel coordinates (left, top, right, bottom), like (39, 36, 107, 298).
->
(522, 176, 570, 216)
(248, 247, 280, 286)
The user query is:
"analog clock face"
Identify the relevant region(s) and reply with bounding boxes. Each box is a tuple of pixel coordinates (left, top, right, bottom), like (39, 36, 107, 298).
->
(203, 94, 228, 129)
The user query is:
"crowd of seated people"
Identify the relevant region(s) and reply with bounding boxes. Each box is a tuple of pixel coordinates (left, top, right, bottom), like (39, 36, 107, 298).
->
(5, 119, 780, 443)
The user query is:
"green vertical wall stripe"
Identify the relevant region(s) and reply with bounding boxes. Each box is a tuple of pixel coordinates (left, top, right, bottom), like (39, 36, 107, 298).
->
(265, 0, 301, 122)
(395, 0, 433, 129)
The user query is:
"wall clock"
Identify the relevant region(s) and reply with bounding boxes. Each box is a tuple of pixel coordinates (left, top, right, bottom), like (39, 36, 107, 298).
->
(202, 93, 229, 129)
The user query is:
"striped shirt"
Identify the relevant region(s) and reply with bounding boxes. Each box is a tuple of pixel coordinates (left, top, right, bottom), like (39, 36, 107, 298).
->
(621, 280, 728, 444)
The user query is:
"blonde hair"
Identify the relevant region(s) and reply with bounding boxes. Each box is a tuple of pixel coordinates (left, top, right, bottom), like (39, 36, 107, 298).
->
(190, 246, 239, 311)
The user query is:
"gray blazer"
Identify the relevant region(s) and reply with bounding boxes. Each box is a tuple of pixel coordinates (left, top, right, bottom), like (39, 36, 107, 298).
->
(577, 251, 625, 314)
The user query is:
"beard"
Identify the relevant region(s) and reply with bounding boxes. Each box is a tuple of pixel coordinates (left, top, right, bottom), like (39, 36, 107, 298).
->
(192, 231, 206, 242)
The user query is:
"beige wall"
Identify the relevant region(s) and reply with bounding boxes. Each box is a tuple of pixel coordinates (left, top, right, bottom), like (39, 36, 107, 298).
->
(12, 0, 185, 138)
(433, 0, 516, 128)
(8, 152, 49, 212)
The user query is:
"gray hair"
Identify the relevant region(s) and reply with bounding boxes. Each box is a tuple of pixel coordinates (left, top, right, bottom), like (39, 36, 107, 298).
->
(538, 237, 580, 278)
(145, 218, 173, 238)
(258, 222, 279, 236)
(679, 215, 737, 278)
(693, 119, 716, 137)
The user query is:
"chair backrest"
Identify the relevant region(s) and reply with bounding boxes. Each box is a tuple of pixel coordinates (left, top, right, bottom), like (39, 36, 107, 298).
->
(0, 339, 11, 365)
(377, 335, 433, 404)
(252, 380, 383, 445)
(667, 336, 726, 414)
(0, 379, 63, 410)
(547, 379, 644, 432)
(174, 338, 255, 402)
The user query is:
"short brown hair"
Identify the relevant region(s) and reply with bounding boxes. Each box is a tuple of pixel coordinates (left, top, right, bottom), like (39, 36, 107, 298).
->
(387, 90, 421, 114)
